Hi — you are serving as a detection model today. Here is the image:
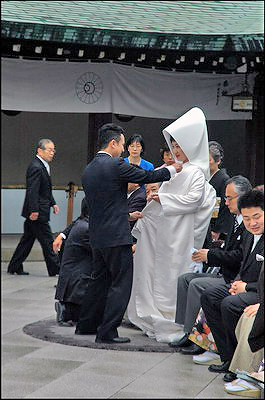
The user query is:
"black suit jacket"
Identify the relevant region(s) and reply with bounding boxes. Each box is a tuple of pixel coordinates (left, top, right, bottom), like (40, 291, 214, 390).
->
(55, 217, 92, 304)
(237, 232, 264, 293)
(209, 168, 231, 234)
(128, 186, 147, 231)
(248, 262, 264, 353)
(207, 219, 246, 282)
(22, 157, 56, 222)
(81, 153, 171, 248)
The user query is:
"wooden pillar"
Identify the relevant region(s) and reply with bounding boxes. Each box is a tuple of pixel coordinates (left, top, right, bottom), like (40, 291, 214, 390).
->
(87, 113, 113, 163)
(245, 71, 264, 186)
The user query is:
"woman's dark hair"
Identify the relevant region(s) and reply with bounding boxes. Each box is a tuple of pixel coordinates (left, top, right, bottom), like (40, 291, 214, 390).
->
(126, 134, 145, 154)
(209, 141, 224, 163)
(238, 189, 264, 212)
(160, 144, 170, 160)
(97, 123, 124, 150)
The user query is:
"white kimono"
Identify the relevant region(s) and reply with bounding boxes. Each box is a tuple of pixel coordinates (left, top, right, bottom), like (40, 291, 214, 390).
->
(127, 107, 216, 343)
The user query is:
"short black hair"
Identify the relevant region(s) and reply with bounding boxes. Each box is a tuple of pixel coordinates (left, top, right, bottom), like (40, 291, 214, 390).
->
(126, 134, 145, 154)
(160, 144, 170, 160)
(238, 189, 264, 212)
(97, 123, 124, 150)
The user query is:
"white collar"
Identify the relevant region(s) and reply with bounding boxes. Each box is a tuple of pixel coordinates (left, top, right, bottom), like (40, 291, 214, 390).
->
(98, 151, 112, 157)
(236, 214, 243, 225)
(127, 187, 140, 198)
(251, 234, 262, 252)
(37, 155, 50, 174)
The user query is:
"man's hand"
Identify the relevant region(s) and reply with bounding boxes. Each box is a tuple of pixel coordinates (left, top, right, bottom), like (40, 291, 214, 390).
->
(149, 193, 160, 203)
(229, 280, 247, 295)
(244, 303, 260, 317)
(192, 249, 209, 263)
(128, 211, 143, 221)
(211, 231, 220, 242)
(132, 243, 137, 254)
(53, 204, 60, 214)
(29, 212, 39, 221)
(53, 234, 63, 253)
(171, 162, 183, 173)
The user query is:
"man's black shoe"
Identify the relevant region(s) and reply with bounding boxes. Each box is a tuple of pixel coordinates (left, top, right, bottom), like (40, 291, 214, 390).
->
(95, 336, 131, 344)
(180, 343, 205, 355)
(49, 273, 58, 277)
(223, 372, 237, 382)
(7, 270, 29, 275)
(168, 333, 191, 348)
(16, 271, 29, 275)
(55, 301, 65, 324)
(208, 361, 230, 373)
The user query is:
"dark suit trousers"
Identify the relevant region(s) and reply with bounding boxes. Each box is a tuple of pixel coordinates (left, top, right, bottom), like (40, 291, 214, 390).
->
(201, 282, 258, 362)
(77, 245, 133, 340)
(7, 219, 59, 275)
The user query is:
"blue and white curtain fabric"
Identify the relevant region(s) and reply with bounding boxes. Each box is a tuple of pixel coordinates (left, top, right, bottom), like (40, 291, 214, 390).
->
(2, 57, 255, 120)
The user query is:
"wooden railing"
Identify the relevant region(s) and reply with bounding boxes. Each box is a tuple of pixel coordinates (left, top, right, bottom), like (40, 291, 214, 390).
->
(2, 183, 83, 225)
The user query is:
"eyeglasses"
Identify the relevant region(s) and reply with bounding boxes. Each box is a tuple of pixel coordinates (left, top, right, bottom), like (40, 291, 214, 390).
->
(224, 194, 238, 202)
(44, 148, 56, 154)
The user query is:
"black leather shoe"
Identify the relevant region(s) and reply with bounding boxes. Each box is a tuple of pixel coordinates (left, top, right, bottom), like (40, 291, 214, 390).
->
(49, 273, 58, 277)
(223, 372, 237, 382)
(55, 301, 65, 324)
(208, 361, 230, 373)
(168, 333, 191, 348)
(95, 336, 131, 344)
(180, 343, 205, 355)
(16, 271, 29, 275)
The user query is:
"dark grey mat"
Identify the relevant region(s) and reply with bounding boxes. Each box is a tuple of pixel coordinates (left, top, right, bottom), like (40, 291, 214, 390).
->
(23, 318, 180, 352)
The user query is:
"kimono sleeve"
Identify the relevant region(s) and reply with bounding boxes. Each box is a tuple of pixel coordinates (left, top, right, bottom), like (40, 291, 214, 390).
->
(159, 169, 206, 216)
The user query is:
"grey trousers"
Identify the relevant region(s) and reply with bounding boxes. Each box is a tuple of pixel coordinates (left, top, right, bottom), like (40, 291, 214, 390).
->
(175, 272, 225, 333)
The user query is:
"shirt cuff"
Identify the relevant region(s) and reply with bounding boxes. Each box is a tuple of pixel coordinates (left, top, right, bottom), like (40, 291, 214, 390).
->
(60, 233, 66, 240)
(166, 165, 176, 178)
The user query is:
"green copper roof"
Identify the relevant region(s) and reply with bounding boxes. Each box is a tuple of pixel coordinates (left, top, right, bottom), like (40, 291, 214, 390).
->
(1, 1, 264, 35)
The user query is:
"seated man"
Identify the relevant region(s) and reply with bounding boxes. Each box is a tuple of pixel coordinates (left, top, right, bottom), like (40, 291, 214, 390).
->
(127, 181, 147, 231)
(169, 175, 251, 353)
(54, 199, 92, 325)
(201, 189, 264, 374)
(131, 182, 161, 254)
(145, 182, 161, 202)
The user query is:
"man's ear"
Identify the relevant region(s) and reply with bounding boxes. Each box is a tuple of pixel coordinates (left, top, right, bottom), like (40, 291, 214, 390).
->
(110, 139, 116, 148)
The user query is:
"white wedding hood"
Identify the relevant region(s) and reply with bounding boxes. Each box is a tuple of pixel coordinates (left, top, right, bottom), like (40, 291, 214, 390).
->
(162, 107, 210, 180)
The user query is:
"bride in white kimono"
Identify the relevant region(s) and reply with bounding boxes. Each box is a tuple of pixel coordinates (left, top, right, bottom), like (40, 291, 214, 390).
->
(127, 107, 216, 343)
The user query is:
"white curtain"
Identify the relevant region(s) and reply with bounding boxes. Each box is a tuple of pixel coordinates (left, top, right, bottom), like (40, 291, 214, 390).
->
(1, 58, 255, 120)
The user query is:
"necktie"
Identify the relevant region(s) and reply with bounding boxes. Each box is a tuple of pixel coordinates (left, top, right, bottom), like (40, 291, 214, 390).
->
(234, 217, 239, 232)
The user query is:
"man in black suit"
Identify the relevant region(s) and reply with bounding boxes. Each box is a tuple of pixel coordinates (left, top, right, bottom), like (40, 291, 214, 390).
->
(7, 139, 60, 276)
(204, 141, 231, 248)
(55, 198, 91, 326)
(127, 181, 147, 232)
(75, 123, 182, 344)
(201, 189, 264, 373)
(169, 175, 252, 351)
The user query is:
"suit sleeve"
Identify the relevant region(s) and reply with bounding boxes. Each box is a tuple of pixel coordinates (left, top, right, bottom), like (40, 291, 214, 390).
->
(207, 247, 243, 270)
(118, 158, 171, 184)
(128, 197, 147, 213)
(26, 166, 42, 213)
(159, 169, 205, 216)
(62, 220, 77, 238)
(50, 195, 56, 207)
